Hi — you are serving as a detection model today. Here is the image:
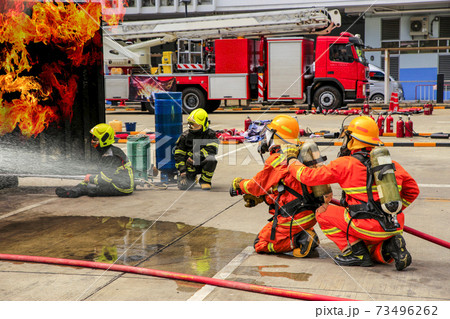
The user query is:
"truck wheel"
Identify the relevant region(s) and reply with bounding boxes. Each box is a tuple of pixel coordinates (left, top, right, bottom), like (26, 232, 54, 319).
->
(370, 93, 384, 104)
(313, 86, 342, 110)
(142, 100, 155, 114)
(182, 87, 206, 113)
(204, 100, 221, 113)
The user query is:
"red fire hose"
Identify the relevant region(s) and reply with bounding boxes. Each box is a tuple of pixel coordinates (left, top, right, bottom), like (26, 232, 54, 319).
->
(0, 253, 355, 301)
(329, 198, 450, 249)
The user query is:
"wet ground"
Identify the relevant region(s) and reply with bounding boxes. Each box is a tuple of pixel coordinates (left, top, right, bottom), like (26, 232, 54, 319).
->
(0, 109, 449, 306)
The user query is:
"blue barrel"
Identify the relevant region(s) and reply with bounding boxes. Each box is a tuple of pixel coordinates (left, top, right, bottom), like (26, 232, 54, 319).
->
(154, 92, 183, 180)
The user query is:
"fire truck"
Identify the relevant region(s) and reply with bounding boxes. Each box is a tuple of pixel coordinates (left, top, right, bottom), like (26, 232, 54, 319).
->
(103, 8, 369, 113)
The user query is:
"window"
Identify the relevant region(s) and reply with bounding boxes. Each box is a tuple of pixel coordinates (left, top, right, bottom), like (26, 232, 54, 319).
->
(439, 16, 450, 37)
(329, 44, 353, 63)
(142, 0, 155, 7)
(161, 0, 174, 6)
(381, 56, 399, 80)
(439, 55, 450, 79)
(369, 71, 385, 81)
(381, 19, 400, 41)
(198, 0, 212, 4)
(127, 0, 136, 7)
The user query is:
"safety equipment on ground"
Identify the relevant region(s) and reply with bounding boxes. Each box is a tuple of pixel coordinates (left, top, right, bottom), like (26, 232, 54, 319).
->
(405, 115, 414, 138)
(370, 146, 402, 215)
(383, 234, 412, 271)
(266, 115, 300, 143)
(200, 183, 211, 191)
(229, 177, 243, 196)
(347, 116, 383, 150)
(385, 112, 394, 133)
(90, 123, 115, 148)
(333, 241, 374, 267)
(292, 229, 320, 257)
(187, 108, 209, 132)
(84, 174, 91, 183)
(244, 116, 252, 131)
(396, 116, 405, 138)
(243, 194, 264, 208)
(281, 144, 301, 162)
(377, 113, 385, 135)
(299, 140, 332, 198)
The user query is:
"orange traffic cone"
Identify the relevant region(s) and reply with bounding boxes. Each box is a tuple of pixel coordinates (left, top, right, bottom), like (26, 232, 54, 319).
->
(389, 92, 399, 112)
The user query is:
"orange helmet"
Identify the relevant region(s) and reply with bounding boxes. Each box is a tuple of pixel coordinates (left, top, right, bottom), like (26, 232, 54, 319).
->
(347, 116, 383, 150)
(266, 115, 300, 144)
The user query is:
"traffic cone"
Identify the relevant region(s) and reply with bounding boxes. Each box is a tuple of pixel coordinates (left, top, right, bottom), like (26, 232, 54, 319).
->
(389, 92, 399, 112)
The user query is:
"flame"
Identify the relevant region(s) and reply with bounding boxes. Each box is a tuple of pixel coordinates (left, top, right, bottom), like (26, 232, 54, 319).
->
(0, 0, 104, 138)
(101, 0, 128, 26)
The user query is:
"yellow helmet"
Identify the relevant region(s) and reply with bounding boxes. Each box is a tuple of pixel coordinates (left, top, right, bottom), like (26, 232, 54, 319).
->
(90, 123, 115, 148)
(267, 115, 300, 144)
(187, 108, 209, 132)
(347, 116, 383, 150)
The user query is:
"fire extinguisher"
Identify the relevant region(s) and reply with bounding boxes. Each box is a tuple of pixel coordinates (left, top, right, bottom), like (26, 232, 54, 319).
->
(244, 116, 252, 131)
(396, 116, 405, 138)
(369, 112, 375, 121)
(363, 101, 370, 115)
(385, 112, 394, 133)
(405, 115, 414, 137)
(377, 113, 385, 135)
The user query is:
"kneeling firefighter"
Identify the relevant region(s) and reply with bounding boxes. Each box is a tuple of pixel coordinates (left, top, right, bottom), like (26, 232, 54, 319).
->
(284, 116, 420, 270)
(230, 115, 330, 257)
(174, 109, 219, 191)
(56, 123, 134, 198)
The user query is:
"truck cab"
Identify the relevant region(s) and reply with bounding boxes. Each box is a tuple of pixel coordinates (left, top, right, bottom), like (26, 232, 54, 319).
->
(310, 32, 369, 110)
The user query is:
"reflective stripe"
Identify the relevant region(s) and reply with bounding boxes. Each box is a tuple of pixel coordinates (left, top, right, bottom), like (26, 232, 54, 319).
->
(175, 161, 185, 168)
(201, 175, 212, 183)
(402, 198, 411, 207)
(242, 180, 251, 194)
(202, 170, 214, 177)
(201, 148, 209, 157)
(322, 227, 342, 236)
(101, 172, 112, 183)
(175, 149, 186, 155)
(343, 185, 402, 195)
(279, 212, 315, 227)
(268, 242, 276, 253)
(295, 166, 305, 182)
(270, 154, 285, 168)
(344, 210, 402, 238)
(187, 151, 193, 157)
(206, 142, 219, 149)
(187, 167, 196, 172)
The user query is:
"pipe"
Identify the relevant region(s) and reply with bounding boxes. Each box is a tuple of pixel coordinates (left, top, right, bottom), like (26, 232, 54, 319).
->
(0, 253, 355, 301)
(329, 198, 450, 249)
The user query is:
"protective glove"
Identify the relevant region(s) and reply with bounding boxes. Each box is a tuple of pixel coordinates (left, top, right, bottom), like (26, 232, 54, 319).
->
(243, 194, 264, 208)
(229, 177, 243, 197)
(281, 144, 301, 163)
(186, 157, 194, 167)
(84, 174, 91, 183)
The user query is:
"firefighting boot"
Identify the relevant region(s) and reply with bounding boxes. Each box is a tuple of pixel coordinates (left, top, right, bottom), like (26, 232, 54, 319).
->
(334, 241, 374, 267)
(55, 184, 87, 198)
(292, 229, 320, 258)
(383, 234, 412, 271)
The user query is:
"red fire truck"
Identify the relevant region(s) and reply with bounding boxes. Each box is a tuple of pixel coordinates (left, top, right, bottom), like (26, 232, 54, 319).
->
(104, 8, 369, 113)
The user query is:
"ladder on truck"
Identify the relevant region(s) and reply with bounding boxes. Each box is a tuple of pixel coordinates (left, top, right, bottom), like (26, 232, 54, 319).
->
(103, 8, 341, 68)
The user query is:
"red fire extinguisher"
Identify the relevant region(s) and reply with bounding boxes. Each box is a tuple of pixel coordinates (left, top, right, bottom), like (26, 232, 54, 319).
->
(369, 112, 375, 121)
(363, 101, 370, 115)
(244, 116, 252, 131)
(385, 112, 394, 133)
(396, 116, 405, 138)
(377, 113, 385, 135)
(405, 115, 414, 137)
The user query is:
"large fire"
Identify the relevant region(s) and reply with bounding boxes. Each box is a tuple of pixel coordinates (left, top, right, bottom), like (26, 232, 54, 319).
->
(0, 0, 127, 138)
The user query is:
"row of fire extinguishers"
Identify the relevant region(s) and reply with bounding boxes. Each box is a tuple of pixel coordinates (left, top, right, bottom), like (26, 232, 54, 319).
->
(372, 113, 414, 138)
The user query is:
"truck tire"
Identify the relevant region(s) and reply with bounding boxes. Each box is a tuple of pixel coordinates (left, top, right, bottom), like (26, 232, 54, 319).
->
(142, 101, 155, 114)
(182, 87, 206, 113)
(204, 100, 221, 113)
(313, 86, 342, 110)
(370, 93, 384, 104)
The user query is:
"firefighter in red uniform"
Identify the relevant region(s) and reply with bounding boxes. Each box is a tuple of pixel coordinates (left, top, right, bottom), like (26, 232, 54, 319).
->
(230, 115, 324, 257)
(284, 116, 419, 270)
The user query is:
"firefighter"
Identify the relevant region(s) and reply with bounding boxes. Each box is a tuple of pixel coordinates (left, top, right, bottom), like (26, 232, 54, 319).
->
(55, 123, 134, 198)
(284, 116, 419, 270)
(230, 115, 323, 257)
(174, 109, 219, 191)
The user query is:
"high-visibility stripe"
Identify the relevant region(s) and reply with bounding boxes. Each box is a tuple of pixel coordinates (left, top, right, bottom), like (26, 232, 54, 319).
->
(242, 180, 251, 194)
(270, 154, 286, 168)
(201, 175, 212, 183)
(201, 148, 209, 157)
(206, 142, 219, 149)
(402, 198, 411, 207)
(175, 161, 185, 168)
(279, 213, 315, 227)
(322, 227, 342, 236)
(175, 149, 186, 155)
(343, 185, 402, 195)
(267, 242, 276, 253)
(295, 166, 305, 182)
(101, 172, 112, 183)
(344, 210, 402, 238)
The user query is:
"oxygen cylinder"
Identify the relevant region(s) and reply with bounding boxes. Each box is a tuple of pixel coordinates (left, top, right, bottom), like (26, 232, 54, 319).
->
(396, 116, 405, 138)
(299, 140, 332, 197)
(405, 115, 413, 137)
(370, 146, 402, 215)
(385, 113, 394, 133)
(377, 114, 385, 135)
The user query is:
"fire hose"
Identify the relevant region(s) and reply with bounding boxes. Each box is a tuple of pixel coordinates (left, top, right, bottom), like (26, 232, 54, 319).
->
(0, 253, 355, 301)
(329, 198, 450, 249)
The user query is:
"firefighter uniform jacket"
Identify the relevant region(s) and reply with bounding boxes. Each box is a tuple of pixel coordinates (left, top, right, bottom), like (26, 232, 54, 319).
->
(87, 145, 134, 194)
(174, 128, 219, 174)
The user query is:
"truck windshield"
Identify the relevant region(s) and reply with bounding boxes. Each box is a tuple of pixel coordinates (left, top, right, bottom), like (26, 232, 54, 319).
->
(354, 45, 367, 65)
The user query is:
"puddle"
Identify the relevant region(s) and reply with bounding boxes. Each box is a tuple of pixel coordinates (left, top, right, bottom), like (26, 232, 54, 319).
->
(0, 216, 256, 280)
(258, 265, 312, 282)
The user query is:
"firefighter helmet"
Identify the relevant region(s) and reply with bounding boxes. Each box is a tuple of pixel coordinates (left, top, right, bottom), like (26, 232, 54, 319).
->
(347, 116, 383, 150)
(266, 115, 300, 144)
(187, 108, 209, 132)
(90, 123, 115, 148)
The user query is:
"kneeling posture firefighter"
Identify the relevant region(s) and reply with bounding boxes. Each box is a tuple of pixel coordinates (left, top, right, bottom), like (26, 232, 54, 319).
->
(230, 115, 328, 257)
(174, 109, 219, 191)
(284, 116, 419, 270)
(56, 123, 134, 198)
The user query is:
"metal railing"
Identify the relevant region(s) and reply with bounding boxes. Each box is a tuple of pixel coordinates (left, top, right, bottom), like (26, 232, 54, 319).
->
(415, 83, 450, 102)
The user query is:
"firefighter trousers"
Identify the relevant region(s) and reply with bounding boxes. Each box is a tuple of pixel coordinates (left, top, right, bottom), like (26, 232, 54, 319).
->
(254, 218, 316, 254)
(316, 205, 404, 263)
(186, 158, 217, 185)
